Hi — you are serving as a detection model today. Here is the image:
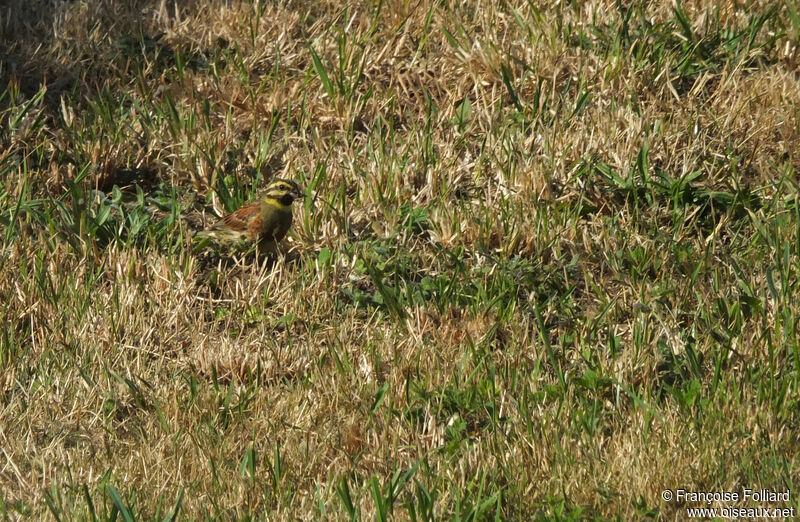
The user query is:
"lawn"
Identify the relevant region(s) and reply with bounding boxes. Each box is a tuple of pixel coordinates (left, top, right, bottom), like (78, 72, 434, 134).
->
(1, 0, 799, 519)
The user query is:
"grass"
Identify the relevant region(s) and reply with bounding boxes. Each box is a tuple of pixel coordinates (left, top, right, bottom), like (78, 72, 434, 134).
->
(1, 0, 799, 519)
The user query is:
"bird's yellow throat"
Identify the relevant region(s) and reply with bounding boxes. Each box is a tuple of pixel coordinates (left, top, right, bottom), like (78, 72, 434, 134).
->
(263, 197, 291, 210)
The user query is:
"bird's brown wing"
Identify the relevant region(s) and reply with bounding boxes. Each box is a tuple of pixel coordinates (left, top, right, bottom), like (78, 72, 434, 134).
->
(219, 202, 260, 229)
(199, 201, 262, 241)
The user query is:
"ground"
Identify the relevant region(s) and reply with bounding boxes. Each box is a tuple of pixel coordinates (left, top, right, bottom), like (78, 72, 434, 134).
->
(1, 0, 799, 519)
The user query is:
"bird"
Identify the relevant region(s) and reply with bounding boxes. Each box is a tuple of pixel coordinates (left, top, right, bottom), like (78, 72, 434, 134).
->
(195, 178, 304, 252)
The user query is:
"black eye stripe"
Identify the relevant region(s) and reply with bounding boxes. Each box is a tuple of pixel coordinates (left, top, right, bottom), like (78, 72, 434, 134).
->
(264, 180, 301, 199)
(271, 181, 296, 188)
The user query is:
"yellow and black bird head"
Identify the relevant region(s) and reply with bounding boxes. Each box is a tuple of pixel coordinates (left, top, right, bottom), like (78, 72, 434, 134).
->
(262, 179, 304, 209)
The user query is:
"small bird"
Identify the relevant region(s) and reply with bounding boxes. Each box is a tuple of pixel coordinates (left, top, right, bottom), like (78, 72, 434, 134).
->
(196, 178, 304, 251)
